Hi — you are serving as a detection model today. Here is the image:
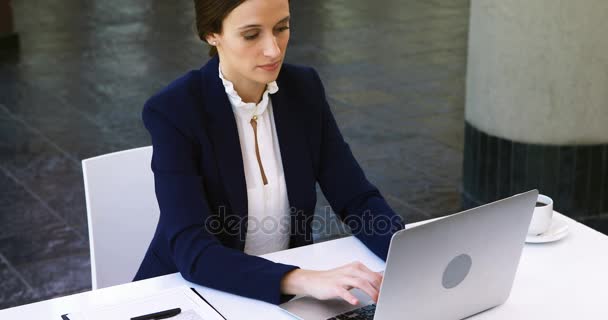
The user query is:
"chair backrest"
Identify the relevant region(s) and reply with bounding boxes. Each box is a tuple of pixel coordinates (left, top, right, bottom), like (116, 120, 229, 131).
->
(82, 146, 159, 289)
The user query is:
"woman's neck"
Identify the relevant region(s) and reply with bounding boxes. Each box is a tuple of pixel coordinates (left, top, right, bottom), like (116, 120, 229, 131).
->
(220, 64, 266, 104)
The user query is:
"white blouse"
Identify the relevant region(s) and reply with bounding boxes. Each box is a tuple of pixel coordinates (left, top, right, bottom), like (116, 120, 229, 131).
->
(218, 67, 291, 256)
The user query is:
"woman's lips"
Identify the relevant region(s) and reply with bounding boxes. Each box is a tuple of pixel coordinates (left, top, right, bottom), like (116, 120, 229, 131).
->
(259, 61, 280, 71)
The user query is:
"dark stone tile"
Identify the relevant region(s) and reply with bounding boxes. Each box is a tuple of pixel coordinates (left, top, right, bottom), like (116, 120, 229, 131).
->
(13, 156, 87, 231)
(313, 191, 351, 242)
(400, 181, 462, 218)
(331, 89, 400, 111)
(383, 195, 433, 224)
(397, 135, 463, 184)
(0, 222, 88, 268)
(0, 172, 60, 240)
(337, 118, 417, 167)
(364, 94, 461, 123)
(0, 115, 88, 234)
(419, 112, 465, 152)
(313, 186, 432, 243)
(0, 173, 88, 266)
(0, 112, 69, 170)
(0, 83, 131, 161)
(0, 257, 35, 310)
(364, 159, 461, 217)
(18, 254, 91, 301)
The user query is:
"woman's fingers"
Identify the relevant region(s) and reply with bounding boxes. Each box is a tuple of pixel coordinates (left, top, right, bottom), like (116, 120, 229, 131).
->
(302, 262, 384, 304)
(355, 269, 383, 291)
(358, 263, 383, 284)
(348, 262, 383, 291)
(343, 276, 379, 302)
(336, 287, 359, 305)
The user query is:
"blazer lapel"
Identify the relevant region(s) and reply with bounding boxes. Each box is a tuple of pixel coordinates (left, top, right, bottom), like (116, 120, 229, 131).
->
(271, 81, 314, 218)
(200, 57, 248, 226)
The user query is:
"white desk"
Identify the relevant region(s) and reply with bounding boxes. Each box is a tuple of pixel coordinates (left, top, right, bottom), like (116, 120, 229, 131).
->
(2, 213, 608, 319)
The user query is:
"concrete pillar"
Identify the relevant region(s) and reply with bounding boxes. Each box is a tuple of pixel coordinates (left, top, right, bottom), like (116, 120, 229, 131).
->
(0, 0, 19, 51)
(463, 0, 608, 232)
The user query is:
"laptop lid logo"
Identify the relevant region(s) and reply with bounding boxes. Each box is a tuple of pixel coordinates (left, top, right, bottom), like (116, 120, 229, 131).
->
(442, 254, 472, 289)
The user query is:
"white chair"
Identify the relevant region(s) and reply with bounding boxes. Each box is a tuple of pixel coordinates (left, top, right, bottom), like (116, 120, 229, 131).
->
(82, 146, 160, 289)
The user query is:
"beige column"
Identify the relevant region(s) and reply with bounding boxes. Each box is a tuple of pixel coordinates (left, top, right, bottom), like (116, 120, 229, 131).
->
(466, 0, 608, 144)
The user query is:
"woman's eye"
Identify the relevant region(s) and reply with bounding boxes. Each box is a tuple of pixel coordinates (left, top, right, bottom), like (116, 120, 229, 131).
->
(243, 33, 259, 40)
(242, 26, 288, 41)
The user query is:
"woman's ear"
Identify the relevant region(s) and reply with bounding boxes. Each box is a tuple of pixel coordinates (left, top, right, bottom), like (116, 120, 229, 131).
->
(205, 33, 219, 46)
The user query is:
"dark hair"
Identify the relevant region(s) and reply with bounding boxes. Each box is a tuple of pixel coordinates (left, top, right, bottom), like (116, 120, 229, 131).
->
(193, 0, 247, 57)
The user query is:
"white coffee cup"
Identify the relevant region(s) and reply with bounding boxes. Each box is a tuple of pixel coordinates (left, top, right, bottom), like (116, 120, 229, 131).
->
(528, 194, 554, 236)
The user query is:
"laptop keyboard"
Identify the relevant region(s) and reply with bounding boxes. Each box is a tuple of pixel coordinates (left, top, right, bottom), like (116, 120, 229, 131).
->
(326, 304, 376, 320)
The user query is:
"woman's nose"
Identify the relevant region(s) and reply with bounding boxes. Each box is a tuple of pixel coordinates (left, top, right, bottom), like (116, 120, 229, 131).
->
(263, 36, 281, 58)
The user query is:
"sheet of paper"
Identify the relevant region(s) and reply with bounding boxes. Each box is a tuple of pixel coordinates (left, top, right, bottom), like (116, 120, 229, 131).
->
(64, 286, 224, 320)
(167, 309, 204, 320)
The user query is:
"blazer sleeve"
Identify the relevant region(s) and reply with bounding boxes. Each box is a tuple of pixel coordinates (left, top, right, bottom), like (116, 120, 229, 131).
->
(142, 99, 298, 305)
(310, 69, 405, 261)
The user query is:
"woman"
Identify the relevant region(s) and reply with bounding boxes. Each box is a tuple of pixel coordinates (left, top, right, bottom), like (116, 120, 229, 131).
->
(134, 0, 405, 306)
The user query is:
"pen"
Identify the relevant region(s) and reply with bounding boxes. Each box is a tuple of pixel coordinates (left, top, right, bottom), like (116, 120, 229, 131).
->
(131, 307, 181, 320)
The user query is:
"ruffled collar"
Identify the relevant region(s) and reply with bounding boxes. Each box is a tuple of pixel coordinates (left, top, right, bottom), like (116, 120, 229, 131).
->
(219, 65, 279, 120)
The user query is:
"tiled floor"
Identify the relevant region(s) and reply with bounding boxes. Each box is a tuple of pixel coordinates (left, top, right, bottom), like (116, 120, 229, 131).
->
(0, 0, 469, 309)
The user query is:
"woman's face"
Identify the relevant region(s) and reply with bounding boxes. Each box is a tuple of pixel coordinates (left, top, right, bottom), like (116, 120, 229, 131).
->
(208, 0, 290, 86)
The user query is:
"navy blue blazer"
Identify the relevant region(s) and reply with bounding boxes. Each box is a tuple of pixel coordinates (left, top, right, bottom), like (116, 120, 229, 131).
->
(134, 56, 405, 305)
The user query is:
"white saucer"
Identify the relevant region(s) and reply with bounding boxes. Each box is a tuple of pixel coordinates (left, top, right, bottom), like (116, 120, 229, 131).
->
(525, 214, 569, 244)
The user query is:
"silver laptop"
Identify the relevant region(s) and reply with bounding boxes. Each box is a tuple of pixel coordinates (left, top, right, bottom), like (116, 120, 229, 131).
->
(280, 190, 538, 320)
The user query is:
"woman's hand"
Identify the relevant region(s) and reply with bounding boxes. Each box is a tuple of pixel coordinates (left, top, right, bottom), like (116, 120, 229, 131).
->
(280, 261, 383, 305)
